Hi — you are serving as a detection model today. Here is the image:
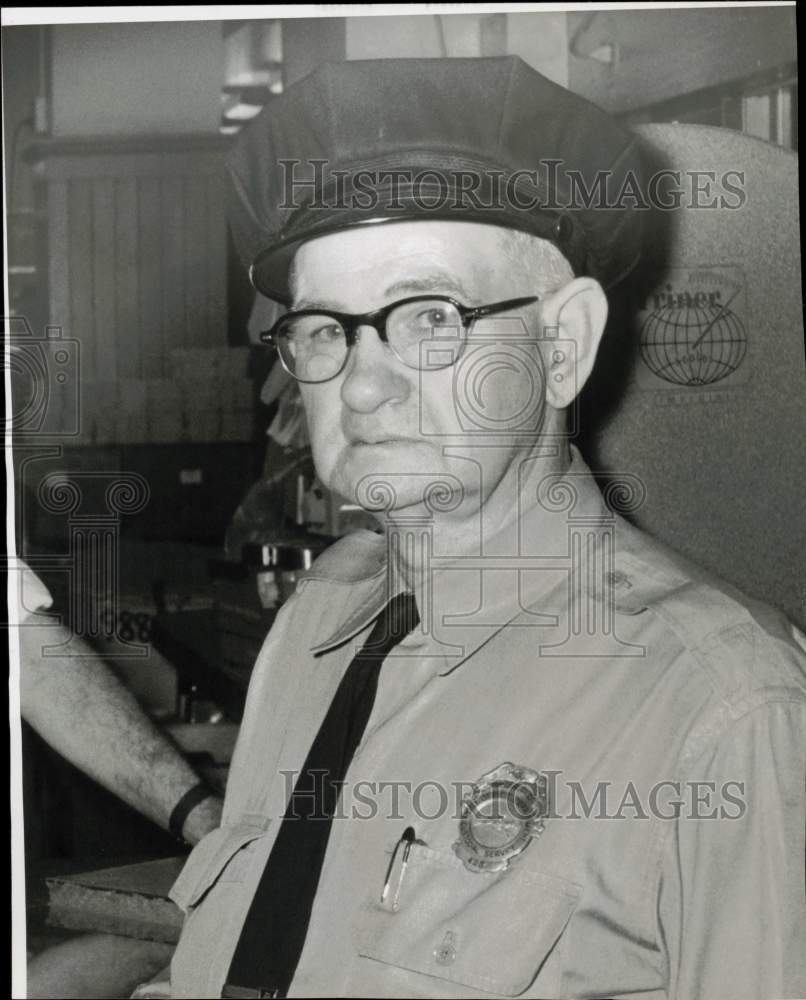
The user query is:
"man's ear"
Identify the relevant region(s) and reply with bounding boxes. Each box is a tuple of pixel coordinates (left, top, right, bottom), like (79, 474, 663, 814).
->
(538, 277, 608, 409)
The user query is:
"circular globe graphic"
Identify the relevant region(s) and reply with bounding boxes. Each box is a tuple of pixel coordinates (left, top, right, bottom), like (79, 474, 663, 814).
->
(640, 303, 747, 386)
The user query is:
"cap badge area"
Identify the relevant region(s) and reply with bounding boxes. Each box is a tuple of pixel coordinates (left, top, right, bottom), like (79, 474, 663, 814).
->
(453, 762, 549, 874)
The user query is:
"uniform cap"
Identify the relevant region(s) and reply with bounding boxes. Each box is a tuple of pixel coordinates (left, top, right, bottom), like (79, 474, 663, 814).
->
(226, 56, 645, 303)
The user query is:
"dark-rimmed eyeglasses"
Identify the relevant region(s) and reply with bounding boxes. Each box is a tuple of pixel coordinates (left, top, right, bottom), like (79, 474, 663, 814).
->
(259, 294, 539, 384)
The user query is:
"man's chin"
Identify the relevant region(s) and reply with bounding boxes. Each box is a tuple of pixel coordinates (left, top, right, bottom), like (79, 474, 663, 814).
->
(342, 439, 428, 474)
(334, 441, 451, 513)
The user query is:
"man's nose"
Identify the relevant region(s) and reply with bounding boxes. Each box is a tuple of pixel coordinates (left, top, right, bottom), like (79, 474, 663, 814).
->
(340, 324, 411, 412)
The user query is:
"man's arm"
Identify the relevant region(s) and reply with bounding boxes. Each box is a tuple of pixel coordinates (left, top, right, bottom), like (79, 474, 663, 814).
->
(19, 619, 222, 844)
(657, 700, 806, 1000)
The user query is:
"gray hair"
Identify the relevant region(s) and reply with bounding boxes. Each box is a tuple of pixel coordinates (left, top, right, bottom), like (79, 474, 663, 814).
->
(501, 229, 574, 295)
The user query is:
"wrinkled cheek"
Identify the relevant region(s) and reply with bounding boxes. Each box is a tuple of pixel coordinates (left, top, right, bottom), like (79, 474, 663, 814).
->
(308, 425, 342, 490)
(300, 390, 340, 485)
(330, 462, 360, 505)
(448, 345, 547, 437)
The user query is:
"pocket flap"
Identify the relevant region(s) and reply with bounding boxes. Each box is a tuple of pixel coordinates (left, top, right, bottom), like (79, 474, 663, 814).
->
(169, 821, 269, 913)
(358, 845, 581, 997)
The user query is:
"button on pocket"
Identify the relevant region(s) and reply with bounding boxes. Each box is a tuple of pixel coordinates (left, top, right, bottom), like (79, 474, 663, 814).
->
(434, 931, 458, 966)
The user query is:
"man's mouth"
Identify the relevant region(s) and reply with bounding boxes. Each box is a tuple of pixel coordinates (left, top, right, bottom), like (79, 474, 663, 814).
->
(351, 436, 414, 446)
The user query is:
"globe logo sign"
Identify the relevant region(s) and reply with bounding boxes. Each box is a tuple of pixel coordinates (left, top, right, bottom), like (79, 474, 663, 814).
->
(639, 273, 748, 388)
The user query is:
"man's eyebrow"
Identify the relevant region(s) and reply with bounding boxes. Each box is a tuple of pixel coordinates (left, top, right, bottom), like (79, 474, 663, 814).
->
(383, 274, 471, 301)
(291, 273, 472, 313)
(291, 296, 341, 311)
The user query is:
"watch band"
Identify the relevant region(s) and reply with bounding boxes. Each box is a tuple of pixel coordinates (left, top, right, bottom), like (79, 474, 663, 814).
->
(169, 782, 214, 841)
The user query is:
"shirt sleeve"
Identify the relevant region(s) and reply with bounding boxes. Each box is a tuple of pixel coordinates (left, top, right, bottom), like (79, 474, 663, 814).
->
(657, 699, 806, 1000)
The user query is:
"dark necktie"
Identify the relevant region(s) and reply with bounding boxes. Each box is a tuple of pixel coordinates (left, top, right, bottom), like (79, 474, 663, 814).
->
(223, 591, 420, 999)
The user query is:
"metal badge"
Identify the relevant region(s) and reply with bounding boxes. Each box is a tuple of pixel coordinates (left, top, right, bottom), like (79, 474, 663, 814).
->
(453, 763, 549, 874)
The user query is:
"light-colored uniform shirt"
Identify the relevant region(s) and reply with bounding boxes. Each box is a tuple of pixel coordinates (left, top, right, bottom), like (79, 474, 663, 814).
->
(168, 448, 806, 999)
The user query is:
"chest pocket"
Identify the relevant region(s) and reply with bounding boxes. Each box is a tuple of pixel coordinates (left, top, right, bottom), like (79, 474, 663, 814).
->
(356, 844, 581, 997)
(169, 821, 270, 913)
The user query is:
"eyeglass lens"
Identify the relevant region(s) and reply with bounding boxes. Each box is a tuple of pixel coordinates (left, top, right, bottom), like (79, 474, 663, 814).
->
(277, 299, 466, 382)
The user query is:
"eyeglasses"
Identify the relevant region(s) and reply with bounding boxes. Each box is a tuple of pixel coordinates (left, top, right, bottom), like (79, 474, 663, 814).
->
(259, 294, 539, 384)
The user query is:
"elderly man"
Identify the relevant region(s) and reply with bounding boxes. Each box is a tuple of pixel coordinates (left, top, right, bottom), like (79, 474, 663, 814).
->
(165, 58, 806, 1000)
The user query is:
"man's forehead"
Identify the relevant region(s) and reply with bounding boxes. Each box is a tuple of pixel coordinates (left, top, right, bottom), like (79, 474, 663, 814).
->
(290, 221, 510, 307)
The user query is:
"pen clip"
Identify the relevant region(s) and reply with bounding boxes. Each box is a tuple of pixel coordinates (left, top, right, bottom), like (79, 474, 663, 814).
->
(380, 825, 416, 909)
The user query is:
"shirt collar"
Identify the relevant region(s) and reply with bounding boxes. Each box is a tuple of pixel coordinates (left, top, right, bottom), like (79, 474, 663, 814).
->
(308, 446, 618, 665)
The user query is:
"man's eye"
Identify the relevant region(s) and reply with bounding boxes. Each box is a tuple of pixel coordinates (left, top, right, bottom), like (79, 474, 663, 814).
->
(419, 308, 451, 327)
(291, 323, 343, 344)
(312, 324, 343, 340)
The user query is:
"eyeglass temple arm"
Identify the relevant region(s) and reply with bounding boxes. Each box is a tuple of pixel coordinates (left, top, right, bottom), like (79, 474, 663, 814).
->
(466, 295, 539, 321)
